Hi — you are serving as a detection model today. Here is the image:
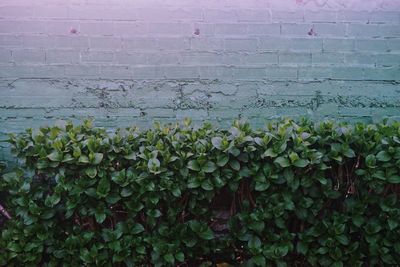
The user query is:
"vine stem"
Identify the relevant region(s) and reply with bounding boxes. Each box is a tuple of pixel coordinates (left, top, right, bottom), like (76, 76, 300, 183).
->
(0, 203, 11, 219)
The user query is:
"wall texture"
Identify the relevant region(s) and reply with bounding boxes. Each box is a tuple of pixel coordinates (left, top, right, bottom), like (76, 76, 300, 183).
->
(0, 0, 400, 158)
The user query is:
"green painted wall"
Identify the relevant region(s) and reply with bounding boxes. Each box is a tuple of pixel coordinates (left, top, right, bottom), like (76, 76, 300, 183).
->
(0, 0, 400, 161)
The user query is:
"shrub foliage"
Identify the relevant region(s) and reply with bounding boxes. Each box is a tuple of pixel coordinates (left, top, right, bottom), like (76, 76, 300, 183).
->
(0, 119, 400, 266)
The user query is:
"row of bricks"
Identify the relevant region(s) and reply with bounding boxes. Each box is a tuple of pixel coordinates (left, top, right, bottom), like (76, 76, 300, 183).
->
(0, 6, 399, 24)
(1, 65, 398, 81)
(0, 20, 399, 38)
(1, 49, 399, 66)
(1, 35, 399, 52)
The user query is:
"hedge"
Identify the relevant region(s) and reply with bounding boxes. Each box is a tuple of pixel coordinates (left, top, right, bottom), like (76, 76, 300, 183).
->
(0, 118, 400, 266)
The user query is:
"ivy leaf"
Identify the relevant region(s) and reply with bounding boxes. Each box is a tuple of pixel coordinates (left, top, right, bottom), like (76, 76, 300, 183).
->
(97, 177, 111, 198)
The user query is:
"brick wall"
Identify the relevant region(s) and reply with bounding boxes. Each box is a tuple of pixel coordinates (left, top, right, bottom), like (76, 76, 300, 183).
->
(0, 0, 400, 156)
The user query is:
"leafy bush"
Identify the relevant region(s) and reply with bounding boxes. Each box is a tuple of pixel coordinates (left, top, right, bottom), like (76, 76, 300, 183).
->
(0, 119, 400, 266)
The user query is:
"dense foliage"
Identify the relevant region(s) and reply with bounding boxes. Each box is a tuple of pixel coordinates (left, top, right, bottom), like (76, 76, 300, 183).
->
(0, 119, 400, 266)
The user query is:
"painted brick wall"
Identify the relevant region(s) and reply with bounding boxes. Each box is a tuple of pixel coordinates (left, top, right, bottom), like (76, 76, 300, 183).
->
(0, 0, 400, 159)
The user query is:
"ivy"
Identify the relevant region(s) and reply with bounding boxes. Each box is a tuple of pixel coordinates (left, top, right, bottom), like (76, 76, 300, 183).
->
(0, 118, 400, 266)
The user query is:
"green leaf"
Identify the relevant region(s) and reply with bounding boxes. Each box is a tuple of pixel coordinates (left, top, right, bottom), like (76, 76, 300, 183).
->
(293, 159, 309, 168)
(132, 223, 145, 234)
(85, 167, 97, 178)
(252, 255, 266, 266)
(202, 161, 217, 173)
(201, 180, 213, 191)
(175, 252, 185, 262)
(97, 177, 111, 198)
(92, 153, 103, 165)
(388, 175, 400, 184)
(47, 150, 62, 162)
(365, 154, 376, 168)
(187, 160, 201, 171)
(229, 159, 240, 171)
(95, 211, 106, 224)
(211, 137, 222, 150)
(163, 253, 175, 264)
(336, 235, 349, 245)
(376, 151, 391, 162)
(216, 154, 229, 167)
(274, 157, 290, 168)
(297, 241, 308, 254)
(248, 236, 262, 250)
(199, 228, 214, 240)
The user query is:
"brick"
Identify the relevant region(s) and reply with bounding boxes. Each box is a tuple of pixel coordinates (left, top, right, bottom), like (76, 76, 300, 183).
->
(364, 67, 400, 81)
(242, 53, 278, 65)
(53, 36, 89, 49)
(0, 35, 22, 47)
(180, 52, 222, 65)
(12, 49, 45, 63)
(348, 24, 400, 38)
(164, 66, 199, 79)
(323, 38, 355, 52)
(89, 37, 122, 50)
(279, 52, 311, 65)
(135, 8, 203, 22)
(314, 23, 346, 37)
(79, 22, 114, 36)
(147, 52, 181, 65)
(46, 50, 80, 64)
(68, 6, 135, 20)
(31, 65, 66, 78)
(176, 109, 208, 119)
(100, 66, 132, 79)
(246, 23, 280, 35)
(387, 39, 400, 51)
(193, 23, 215, 36)
(131, 66, 164, 79)
(46, 21, 80, 35)
(331, 67, 364, 80)
(114, 52, 147, 65)
(198, 66, 233, 79)
(81, 51, 114, 63)
(0, 21, 47, 34)
(0, 48, 12, 63)
(298, 67, 332, 80)
(157, 37, 190, 51)
(222, 53, 243, 65)
(272, 11, 304, 22)
(375, 54, 400, 67)
(233, 67, 266, 80)
(344, 53, 376, 66)
(113, 22, 148, 36)
(203, 9, 237, 22)
(22, 35, 55, 48)
(190, 37, 224, 51)
(33, 5, 69, 18)
(0, 6, 33, 18)
(258, 37, 291, 51)
(265, 66, 297, 80)
(304, 11, 337, 23)
(337, 11, 370, 23)
(65, 65, 100, 77)
(225, 38, 258, 51)
(123, 37, 158, 51)
(0, 65, 32, 78)
(289, 38, 323, 51)
(355, 39, 388, 51)
(148, 23, 192, 36)
(368, 11, 400, 24)
(214, 23, 247, 35)
(312, 52, 345, 65)
(237, 9, 270, 22)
